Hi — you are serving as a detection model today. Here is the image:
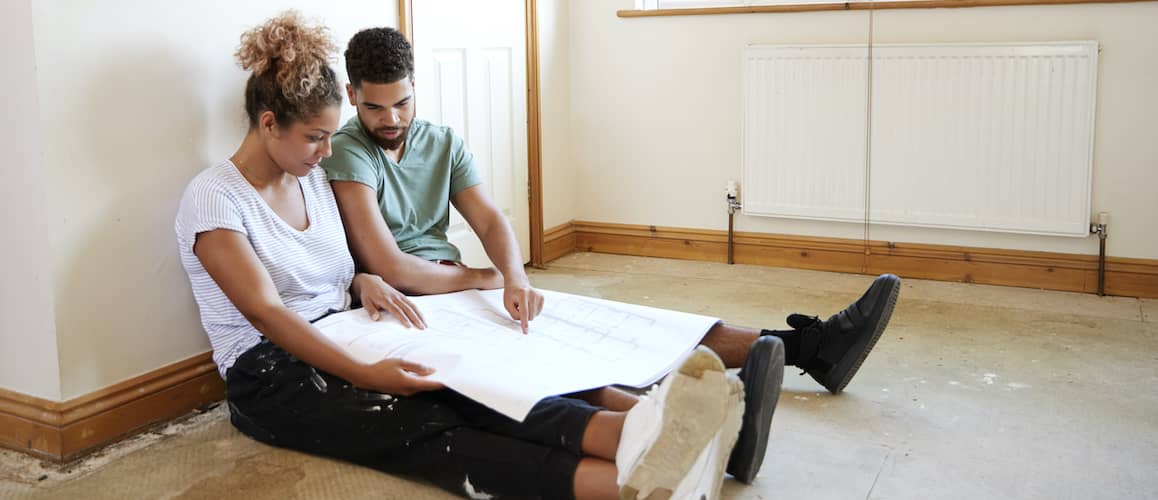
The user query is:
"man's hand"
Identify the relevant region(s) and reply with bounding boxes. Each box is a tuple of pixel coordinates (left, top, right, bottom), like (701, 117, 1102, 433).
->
(503, 280, 545, 334)
(354, 273, 426, 329)
(353, 358, 444, 396)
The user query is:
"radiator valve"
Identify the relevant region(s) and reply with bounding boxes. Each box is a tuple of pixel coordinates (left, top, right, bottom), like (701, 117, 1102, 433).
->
(1090, 211, 1109, 297)
(1090, 211, 1109, 238)
(725, 180, 742, 214)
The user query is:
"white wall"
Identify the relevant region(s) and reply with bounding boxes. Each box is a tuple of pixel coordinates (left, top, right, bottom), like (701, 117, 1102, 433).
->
(0, 0, 62, 401)
(539, 0, 577, 229)
(565, 0, 1158, 259)
(7, 0, 1151, 401)
(10, 0, 397, 400)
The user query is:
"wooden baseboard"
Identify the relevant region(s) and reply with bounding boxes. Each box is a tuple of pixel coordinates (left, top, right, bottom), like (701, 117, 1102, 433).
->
(0, 352, 225, 462)
(543, 222, 578, 263)
(544, 220, 1158, 299)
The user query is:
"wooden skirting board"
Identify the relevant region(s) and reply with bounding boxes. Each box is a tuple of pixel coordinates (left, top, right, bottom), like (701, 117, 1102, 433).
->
(545, 220, 1158, 299)
(543, 222, 578, 264)
(0, 353, 224, 462)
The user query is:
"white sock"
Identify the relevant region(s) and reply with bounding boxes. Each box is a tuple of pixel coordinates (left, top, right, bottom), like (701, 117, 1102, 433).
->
(615, 384, 662, 484)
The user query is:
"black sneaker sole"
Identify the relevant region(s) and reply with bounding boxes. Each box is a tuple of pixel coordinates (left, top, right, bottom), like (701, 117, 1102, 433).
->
(819, 274, 900, 394)
(725, 336, 785, 484)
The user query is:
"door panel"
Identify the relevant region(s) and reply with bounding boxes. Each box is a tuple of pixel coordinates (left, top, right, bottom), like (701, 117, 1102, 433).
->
(412, 0, 529, 268)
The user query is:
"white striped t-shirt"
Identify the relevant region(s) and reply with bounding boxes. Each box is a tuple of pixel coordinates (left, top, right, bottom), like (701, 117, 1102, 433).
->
(175, 161, 355, 378)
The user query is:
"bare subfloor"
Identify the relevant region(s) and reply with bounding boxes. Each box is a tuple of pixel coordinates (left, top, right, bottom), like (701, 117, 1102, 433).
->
(3, 253, 1155, 499)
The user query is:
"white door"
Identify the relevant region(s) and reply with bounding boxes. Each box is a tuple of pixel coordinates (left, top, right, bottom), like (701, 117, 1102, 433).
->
(411, 0, 530, 268)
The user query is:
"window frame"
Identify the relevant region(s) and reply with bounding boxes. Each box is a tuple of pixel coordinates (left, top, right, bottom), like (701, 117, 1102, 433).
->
(622, 0, 1149, 17)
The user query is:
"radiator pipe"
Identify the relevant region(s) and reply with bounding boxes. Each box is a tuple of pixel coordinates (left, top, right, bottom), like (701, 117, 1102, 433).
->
(728, 210, 736, 265)
(726, 181, 741, 265)
(1098, 234, 1106, 296)
(1090, 212, 1109, 297)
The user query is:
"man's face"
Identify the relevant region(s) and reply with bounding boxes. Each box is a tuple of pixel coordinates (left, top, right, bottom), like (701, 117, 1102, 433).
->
(348, 77, 415, 151)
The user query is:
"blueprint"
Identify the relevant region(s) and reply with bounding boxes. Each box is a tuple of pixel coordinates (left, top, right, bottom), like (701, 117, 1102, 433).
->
(313, 288, 719, 421)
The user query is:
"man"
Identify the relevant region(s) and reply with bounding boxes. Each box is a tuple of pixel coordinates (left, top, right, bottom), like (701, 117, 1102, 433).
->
(321, 27, 900, 486)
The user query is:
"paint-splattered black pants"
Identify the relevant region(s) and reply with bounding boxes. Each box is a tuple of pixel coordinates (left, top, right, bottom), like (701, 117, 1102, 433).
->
(226, 339, 601, 499)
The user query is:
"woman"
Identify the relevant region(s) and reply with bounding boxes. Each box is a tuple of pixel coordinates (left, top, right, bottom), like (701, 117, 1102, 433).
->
(175, 11, 741, 500)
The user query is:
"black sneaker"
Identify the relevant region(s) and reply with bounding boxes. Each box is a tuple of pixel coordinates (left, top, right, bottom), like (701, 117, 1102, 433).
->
(793, 273, 901, 394)
(726, 336, 785, 484)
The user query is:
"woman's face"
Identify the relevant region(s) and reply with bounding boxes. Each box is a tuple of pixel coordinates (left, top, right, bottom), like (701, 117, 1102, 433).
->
(266, 105, 342, 177)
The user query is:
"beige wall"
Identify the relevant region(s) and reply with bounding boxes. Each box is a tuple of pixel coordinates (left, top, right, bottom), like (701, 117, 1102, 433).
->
(563, 0, 1158, 259)
(539, 0, 578, 229)
(1, 0, 62, 401)
(6, 0, 1153, 401)
(7, 0, 397, 401)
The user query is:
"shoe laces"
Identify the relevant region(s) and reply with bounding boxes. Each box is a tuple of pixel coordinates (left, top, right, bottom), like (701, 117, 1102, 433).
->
(786, 313, 821, 330)
(790, 314, 829, 374)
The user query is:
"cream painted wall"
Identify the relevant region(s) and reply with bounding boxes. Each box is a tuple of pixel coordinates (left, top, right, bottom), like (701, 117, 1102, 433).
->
(539, 0, 577, 229)
(0, 0, 63, 400)
(567, 0, 1158, 259)
(23, 0, 397, 400)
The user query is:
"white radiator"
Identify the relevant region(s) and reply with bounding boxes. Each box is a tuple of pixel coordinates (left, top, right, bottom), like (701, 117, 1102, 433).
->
(741, 42, 1098, 237)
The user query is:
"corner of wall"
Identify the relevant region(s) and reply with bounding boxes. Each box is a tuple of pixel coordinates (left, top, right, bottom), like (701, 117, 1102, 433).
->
(0, 0, 62, 401)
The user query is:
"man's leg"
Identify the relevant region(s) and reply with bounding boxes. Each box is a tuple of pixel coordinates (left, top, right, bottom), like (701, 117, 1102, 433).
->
(700, 273, 901, 394)
(700, 323, 762, 368)
(693, 274, 901, 484)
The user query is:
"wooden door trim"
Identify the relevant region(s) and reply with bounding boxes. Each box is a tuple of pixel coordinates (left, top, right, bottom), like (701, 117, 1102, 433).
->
(397, 0, 413, 41)
(525, 0, 545, 267)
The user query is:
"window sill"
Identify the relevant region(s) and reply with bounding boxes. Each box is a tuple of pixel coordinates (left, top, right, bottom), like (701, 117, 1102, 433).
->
(618, 0, 1152, 17)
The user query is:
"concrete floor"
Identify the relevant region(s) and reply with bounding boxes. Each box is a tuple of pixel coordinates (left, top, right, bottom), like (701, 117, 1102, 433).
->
(3, 252, 1156, 499)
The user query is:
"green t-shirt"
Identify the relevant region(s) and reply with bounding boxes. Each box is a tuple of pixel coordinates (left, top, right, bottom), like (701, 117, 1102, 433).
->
(322, 117, 483, 262)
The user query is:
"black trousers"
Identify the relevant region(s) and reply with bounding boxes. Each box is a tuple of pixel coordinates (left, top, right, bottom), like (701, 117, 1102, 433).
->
(226, 339, 602, 499)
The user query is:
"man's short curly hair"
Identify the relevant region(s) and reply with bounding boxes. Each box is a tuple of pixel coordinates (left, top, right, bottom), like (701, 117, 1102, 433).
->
(345, 27, 413, 87)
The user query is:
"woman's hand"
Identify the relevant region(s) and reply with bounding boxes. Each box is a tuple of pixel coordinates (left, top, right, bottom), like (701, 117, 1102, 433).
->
(353, 273, 426, 329)
(353, 358, 444, 396)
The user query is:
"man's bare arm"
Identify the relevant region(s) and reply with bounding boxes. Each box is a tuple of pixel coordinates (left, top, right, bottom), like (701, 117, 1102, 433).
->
(451, 185, 527, 285)
(452, 185, 543, 331)
(330, 180, 500, 295)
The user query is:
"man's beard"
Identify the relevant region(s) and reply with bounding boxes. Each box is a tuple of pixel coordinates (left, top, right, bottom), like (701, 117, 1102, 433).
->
(371, 125, 410, 151)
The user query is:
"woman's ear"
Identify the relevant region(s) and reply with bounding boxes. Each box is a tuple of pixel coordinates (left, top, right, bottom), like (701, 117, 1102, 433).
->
(258, 111, 280, 138)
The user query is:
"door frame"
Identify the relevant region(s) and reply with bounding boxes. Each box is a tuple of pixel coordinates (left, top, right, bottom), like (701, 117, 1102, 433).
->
(398, 0, 546, 267)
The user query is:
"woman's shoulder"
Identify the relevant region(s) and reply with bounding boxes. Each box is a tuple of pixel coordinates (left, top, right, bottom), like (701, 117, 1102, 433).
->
(174, 161, 251, 243)
(182, 161, 244, 199)
(176, 161, 249, 218)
